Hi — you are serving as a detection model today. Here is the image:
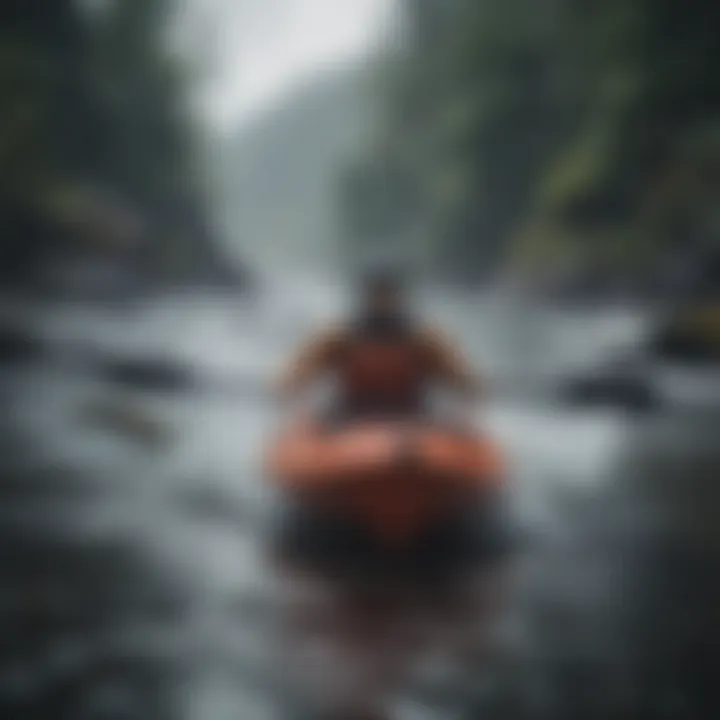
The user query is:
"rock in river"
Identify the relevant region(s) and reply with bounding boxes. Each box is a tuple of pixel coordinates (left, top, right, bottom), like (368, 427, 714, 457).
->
(97, 356, 197, 392)
(0, 323, 46, 365)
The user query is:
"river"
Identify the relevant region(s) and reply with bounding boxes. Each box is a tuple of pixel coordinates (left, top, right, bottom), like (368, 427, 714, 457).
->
(1, 279, 719, 720)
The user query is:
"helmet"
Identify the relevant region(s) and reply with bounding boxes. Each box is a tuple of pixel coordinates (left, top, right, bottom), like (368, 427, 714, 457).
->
(357, 258, 407, 296)
(363, 267, 405, 295)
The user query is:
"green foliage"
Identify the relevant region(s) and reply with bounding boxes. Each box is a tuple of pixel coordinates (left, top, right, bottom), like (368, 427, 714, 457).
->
(0, 0, 222, 285)
(345, 0, 720, 283)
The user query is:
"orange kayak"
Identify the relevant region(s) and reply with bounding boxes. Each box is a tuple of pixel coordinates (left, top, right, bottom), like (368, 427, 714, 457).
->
(265, 419, 505, 546)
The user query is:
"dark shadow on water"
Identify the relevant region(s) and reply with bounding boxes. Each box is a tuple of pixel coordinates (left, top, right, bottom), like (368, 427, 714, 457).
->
(0, 526, 190, 720)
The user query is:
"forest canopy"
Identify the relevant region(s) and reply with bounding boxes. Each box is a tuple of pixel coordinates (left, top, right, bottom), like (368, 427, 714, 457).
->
(342, 0, 720, 290)
(0, 0, 238, 291)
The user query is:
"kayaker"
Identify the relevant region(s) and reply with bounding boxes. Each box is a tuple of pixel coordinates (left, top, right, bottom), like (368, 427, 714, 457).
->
(268, 271, 510, 720)
(276, 269, 481, 420)
(270, 268, 503, 578)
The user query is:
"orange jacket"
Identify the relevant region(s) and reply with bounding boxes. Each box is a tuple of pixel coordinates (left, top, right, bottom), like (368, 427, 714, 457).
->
(277, 325, 480, 407)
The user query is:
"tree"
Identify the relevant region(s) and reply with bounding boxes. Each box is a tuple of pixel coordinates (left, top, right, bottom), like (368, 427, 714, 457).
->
(346, 0, 720, 287)
(0, 0, 238, 289)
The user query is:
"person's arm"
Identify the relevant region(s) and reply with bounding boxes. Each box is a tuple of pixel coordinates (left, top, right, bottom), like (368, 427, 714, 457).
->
(422, 326, 482, 400)
(275, 327, 344, 402)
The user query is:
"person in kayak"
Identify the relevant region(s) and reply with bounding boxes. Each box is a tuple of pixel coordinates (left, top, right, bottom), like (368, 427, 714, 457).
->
(269, 271, 510, 720)
(271, 268, 501, 579)
(276, 269, 481, 420)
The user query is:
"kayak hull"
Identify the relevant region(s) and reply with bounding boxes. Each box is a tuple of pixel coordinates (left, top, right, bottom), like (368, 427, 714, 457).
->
(266, 420, 505, 545)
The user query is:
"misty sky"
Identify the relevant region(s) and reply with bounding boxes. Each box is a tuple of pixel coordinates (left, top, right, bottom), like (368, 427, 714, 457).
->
(183, 0, 396, 132)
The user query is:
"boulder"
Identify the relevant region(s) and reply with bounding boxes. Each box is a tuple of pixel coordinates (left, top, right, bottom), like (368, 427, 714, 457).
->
(0, 323, 45, 365)
(97, 355, 196, 392)
(79, 396, 171, 449)
(560, 372, 660, 413)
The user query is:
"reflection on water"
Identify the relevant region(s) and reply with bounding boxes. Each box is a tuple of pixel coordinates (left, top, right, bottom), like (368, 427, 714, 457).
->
(1, 284, 719, 719)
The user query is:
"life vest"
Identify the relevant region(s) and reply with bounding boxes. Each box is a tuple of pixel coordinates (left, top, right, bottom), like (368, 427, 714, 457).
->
(332, 315, 432, 415)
